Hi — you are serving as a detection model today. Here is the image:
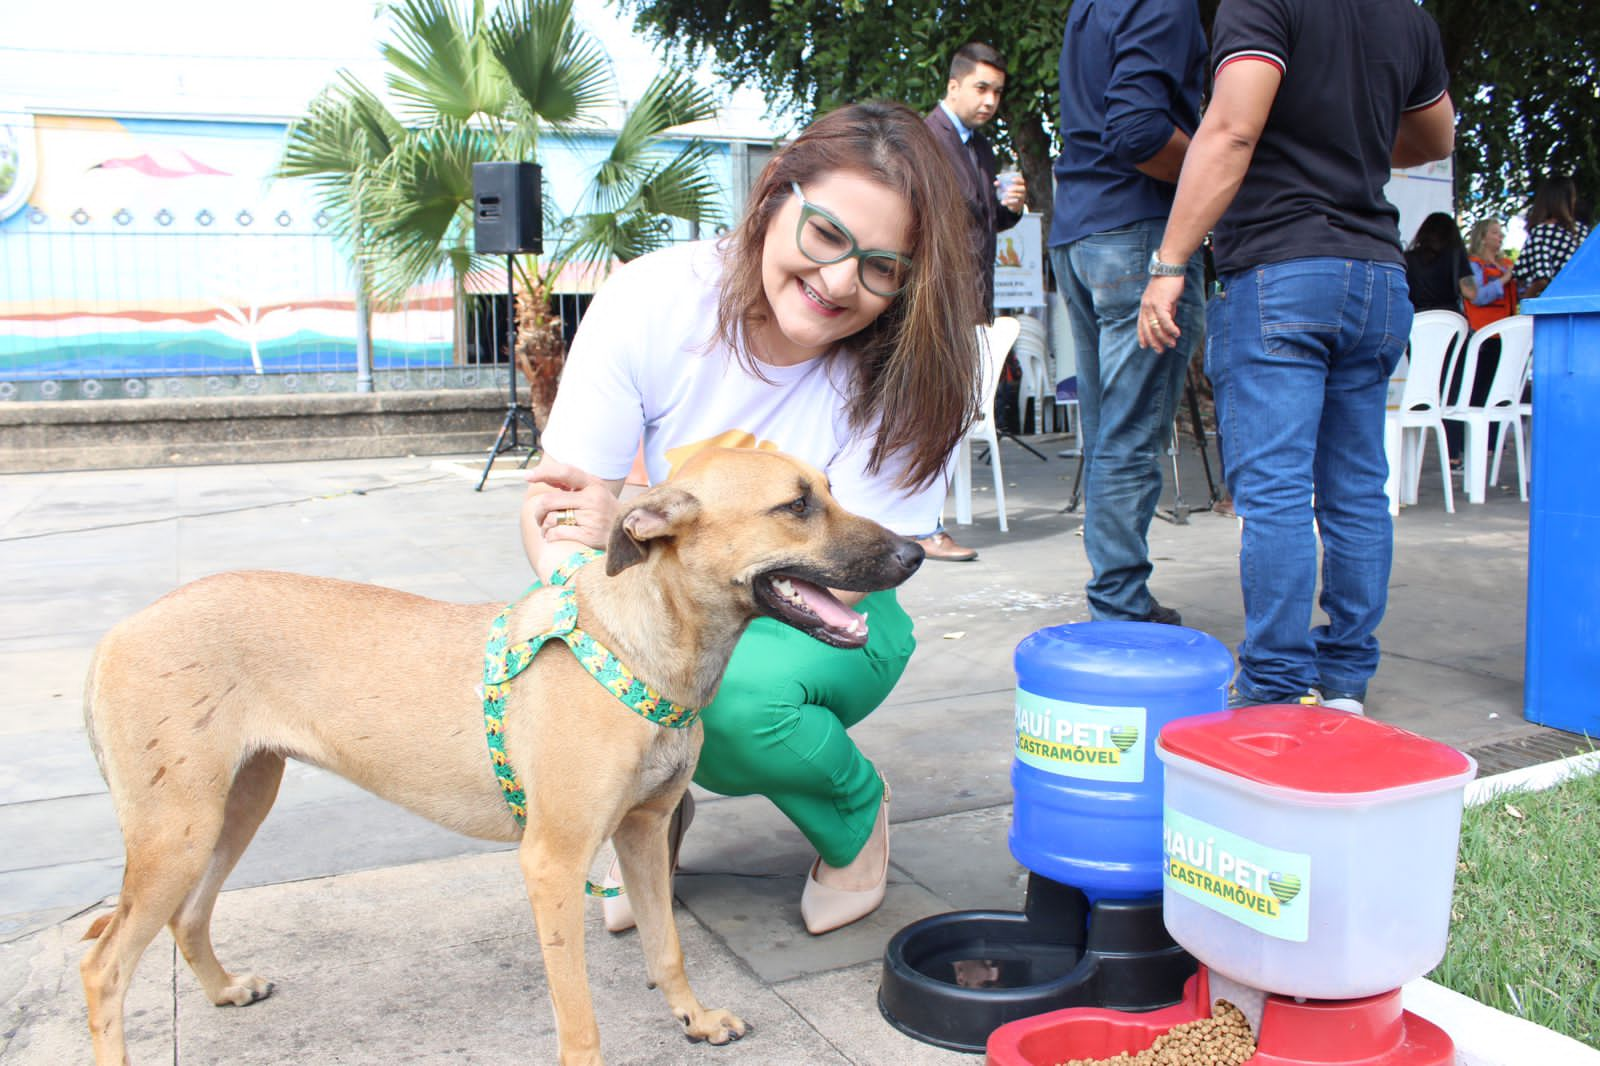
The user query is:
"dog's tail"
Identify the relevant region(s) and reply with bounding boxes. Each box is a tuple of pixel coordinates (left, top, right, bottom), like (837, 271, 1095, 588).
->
(82, 644, 111, 787)
(83, 912, 113, 941)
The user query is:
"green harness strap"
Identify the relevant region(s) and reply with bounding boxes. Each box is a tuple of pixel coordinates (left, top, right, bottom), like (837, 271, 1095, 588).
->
(481, 549, 700, 894)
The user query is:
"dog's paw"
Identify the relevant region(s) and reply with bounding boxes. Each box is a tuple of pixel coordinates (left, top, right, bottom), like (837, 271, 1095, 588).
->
(678, 1008, 747, 1047)
(216, 974, 275, 1007)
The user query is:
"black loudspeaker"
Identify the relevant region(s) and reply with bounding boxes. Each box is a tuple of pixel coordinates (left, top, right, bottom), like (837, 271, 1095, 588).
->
(472, 161, 542, 255)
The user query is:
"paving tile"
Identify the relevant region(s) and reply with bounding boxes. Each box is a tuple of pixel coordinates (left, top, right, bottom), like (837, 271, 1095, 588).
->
(0, 441, 1556, 1062)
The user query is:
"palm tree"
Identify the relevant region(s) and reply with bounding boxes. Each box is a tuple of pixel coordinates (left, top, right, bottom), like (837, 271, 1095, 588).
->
(279, 0, 723, 412)
(278, 75, 406, 390)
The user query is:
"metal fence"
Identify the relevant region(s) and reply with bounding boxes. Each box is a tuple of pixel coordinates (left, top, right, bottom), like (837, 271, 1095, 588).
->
(0, 205, 594, 401)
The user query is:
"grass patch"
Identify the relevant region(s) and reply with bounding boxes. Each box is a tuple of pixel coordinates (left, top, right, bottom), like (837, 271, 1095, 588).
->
(1429, 766, 1600, 1046)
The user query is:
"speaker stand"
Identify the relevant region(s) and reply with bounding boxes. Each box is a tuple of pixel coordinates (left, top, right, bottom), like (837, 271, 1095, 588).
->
(1062, 379, 1221, 518)
(476, 254, 540, 492)
(1155, 378, 1221, 524)
(999, 429, 1049, 461)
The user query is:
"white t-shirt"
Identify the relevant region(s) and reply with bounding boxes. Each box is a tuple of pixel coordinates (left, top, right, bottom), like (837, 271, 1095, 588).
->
(541, 241, 944, 536)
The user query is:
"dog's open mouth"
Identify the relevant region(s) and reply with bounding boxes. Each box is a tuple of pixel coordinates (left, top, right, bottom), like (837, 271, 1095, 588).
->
(754, 572, 869, 649)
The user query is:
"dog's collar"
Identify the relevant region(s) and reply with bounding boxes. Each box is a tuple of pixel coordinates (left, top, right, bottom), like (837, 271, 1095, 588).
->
(482, 548, 699, 829)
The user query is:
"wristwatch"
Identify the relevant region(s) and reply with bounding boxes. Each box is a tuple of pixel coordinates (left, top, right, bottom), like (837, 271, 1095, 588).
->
(1147, 251, 1187, 277)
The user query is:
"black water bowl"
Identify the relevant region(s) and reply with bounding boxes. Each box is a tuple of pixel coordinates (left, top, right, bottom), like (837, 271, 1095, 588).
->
(878, 875, 1194, 1053)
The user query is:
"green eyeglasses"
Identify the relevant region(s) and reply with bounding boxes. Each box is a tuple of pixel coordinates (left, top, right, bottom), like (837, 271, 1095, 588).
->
(789, 182, 913, 297)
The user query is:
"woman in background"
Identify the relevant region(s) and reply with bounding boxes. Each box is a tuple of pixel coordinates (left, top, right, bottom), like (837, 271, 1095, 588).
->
(1518, 176, 1590, 300)
(1463, 217, 1515, 330)
(1440, 217, 1520, 467)
(1404, 212, 1473, 313)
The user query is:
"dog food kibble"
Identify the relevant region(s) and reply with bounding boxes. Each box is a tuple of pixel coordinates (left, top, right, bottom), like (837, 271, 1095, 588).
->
(1054, 1000, 1256, 1066)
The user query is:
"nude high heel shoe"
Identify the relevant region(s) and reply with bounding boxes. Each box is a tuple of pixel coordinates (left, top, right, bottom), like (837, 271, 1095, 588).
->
(601, 791, 695, 934)
(800, 778, 890, 936)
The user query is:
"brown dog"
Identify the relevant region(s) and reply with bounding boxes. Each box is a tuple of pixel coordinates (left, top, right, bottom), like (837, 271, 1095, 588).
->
(78, 447, 924, 1066)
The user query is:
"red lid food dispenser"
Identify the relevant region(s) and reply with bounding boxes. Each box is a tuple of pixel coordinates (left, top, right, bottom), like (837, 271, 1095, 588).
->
(986, 966, 1459, 1066)
(1155, 706, 1477, 1000)
(985, 706, 1475, 1066)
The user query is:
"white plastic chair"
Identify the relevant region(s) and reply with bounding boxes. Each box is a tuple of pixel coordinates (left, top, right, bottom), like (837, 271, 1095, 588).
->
(1390, 309, 1467, 513)
(1048, 289, 1081, 447)
(952, 316, 1020, 532)
(1443, 315, 1533, 504)
(1489, 341, 1534, 495)
(1014, 314, 1053, 434)
(1055, 375, 1080, 449)
(1382, 352, 1409, 516)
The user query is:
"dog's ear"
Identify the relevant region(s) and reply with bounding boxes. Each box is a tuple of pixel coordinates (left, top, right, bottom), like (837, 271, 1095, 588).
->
(605, 485, 702, 575)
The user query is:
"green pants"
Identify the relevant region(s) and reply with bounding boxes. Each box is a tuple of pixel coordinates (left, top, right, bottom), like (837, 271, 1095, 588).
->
(692, 589, 915, 867)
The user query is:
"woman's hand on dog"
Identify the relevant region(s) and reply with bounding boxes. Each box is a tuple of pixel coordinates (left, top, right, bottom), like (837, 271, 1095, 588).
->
(524, 459, 621, 551)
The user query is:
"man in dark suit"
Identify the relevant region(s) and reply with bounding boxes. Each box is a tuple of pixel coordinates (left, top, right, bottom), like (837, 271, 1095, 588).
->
(925, 41, 1028, 322)
(920, 41, 1028, 561)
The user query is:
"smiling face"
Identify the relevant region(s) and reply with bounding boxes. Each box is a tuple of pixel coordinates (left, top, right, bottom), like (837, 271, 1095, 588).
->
(756, 171, 912, 366)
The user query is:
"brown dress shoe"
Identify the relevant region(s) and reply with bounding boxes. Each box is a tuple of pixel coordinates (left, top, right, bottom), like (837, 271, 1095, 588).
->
(915, 531, 978, 562)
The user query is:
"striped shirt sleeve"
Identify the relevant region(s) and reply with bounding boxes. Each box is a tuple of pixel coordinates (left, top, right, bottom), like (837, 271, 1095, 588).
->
(1210, 0, 1290, 81)
(1215, 50, 1286, 77)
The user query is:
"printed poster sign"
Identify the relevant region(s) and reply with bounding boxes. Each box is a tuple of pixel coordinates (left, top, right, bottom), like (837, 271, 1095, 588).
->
(1163, 806, 1312, 942)
(1014, 689, 1148, 784)
(994, 212, 1044, 309)
(1386, 158, 1454, 246)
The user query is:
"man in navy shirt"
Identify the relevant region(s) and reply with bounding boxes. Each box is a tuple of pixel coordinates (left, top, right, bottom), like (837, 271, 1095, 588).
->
(1050, 0, 1208, 625)
(1140, 0, 1454, 713)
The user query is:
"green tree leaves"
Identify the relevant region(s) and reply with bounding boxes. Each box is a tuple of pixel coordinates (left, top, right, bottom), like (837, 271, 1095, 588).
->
(1426, 0, 1600, 221)
(622, 0, 1600, 230)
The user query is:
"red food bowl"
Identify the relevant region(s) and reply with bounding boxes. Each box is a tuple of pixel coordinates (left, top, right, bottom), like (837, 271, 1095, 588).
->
(985, 967, 1455, 1066)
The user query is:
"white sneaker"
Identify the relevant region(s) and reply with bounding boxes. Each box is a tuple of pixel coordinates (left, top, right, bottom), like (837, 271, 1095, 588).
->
(1310, 689, 1366, 715)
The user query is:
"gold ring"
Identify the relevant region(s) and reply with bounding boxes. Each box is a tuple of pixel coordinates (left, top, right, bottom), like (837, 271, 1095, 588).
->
(1147, 317, 1160, 327)
(556, 509, 578, 526)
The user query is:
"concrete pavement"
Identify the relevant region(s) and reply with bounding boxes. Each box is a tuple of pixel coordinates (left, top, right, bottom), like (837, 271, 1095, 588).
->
(0, 434, 1579, 1063)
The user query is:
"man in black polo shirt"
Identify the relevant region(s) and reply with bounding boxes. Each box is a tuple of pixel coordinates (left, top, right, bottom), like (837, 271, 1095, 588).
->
(1139, 0, 1455, 714)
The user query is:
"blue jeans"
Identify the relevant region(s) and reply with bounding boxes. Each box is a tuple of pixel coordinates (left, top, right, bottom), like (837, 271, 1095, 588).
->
(1051, 221, 1202, 620)
(1206, 258, 1410, 702)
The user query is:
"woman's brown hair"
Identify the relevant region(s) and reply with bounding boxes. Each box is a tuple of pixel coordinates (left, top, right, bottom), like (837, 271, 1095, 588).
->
(715, 101, 982, 492)
(1528, 176, 1578, 232)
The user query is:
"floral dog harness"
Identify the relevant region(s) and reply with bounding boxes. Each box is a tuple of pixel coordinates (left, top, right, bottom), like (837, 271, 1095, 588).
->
(481, 549, 699, 831)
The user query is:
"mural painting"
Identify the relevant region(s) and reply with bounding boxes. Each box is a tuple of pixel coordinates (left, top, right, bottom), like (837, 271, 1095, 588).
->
(1, 115, 452, 391)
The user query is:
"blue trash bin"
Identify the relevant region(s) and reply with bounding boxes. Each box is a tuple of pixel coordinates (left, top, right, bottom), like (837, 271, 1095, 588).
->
(1010, 621, 1233, 899)
(1523, 229, 1600, 736)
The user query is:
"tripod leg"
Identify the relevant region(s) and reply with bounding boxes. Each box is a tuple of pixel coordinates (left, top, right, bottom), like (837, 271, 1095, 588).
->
(476, 412, 516, 492)
(1063, 452, 1085, 513)
(999, 431, 1049, 461)
(1185, 377, 1219, 505)
(515, 407, 541, 469)
(1159, 420, 1190, 525)
(477, 254, 541, 489)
